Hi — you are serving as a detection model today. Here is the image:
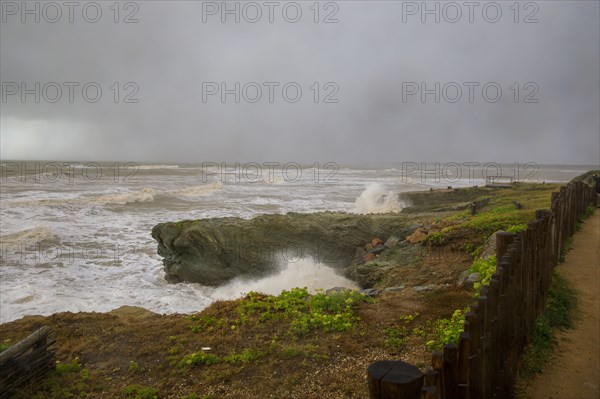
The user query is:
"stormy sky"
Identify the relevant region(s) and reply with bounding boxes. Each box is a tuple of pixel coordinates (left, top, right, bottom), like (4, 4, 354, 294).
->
(1, 0, 599, 165)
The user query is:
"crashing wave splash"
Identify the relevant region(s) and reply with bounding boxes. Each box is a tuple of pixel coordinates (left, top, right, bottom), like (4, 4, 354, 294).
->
(353, 183, 404, 214)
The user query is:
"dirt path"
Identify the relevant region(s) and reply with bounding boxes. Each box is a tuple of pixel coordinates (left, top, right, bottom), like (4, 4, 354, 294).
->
(525, 210, 600, 399)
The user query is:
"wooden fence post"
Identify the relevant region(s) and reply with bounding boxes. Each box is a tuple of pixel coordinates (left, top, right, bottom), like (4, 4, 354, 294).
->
(368, 360, 424, 399)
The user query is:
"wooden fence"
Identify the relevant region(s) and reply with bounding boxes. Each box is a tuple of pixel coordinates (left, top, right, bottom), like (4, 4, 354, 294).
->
(368, 180, 597, 399)
(0, 326, 56, 398)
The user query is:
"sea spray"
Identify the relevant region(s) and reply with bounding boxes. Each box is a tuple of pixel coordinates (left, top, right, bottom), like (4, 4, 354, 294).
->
(210, 257, 358, 299)
(354, 182, 404, 214)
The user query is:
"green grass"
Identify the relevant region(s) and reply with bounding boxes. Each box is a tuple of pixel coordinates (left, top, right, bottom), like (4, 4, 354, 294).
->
(122, 384, 160, 399)
(425, 309, 466, 351)
(469, 255, 497, 295)
(179, 352, 221, 368)
(236, 287, 373, 336)
(0, 339, 12, 353)
(12, 357, 98, 399)
(516, 271, 578, 384)
(223, 348, 263, 365)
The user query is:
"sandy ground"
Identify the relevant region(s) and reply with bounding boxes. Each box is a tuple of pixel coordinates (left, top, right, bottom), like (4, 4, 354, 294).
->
(525, 210, 600, 399)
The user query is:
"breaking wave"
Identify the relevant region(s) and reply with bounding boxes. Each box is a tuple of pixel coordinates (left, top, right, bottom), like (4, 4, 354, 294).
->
(8, 183, 224, 207)
(211, 257, 359, 299)
(353, 183, 404, 214)
(0, 226, 58, 245)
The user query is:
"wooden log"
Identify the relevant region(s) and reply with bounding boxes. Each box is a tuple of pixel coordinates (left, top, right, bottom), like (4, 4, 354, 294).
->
(368, 360, 424, 399)
(0, 326, 55, 398)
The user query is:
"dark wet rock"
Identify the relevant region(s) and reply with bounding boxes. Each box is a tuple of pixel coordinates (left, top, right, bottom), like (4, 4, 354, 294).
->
(369, 245, 387, 256)
(384, 236, 400, 248)
(457, 269, 470, 286)
(152, 212, 409, 286)
(344, 261, 390, 288)
(468, 273, 480, 284)
(361, 288, 380, 297)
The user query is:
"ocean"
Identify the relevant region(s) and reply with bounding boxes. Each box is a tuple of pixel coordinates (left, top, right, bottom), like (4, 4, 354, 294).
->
(0, 161, 593, 323)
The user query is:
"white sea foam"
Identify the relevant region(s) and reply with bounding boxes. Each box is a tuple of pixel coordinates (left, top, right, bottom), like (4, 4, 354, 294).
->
(137, 164, 180, 170)
(0, 225, 57, 245)
(90, 188, 156, 204)
(169, 182, 224, 197)
(210, 257, 358, 300)
(7, 182, 224, 207)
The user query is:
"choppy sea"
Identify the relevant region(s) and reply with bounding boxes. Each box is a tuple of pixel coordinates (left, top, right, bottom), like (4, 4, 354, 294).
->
(0, 161, 592, 323)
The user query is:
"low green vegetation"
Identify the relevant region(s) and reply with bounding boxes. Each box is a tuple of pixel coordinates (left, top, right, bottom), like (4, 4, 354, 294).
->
(514, 271, 578, 397)
(425, 309, 466, 351)
(179, 351, 221, 368)
(469, 255, 497, 295)
(382, 310, 467, 352)
(55, 357, 83, 375)
(426, 231, 446, 246)
(185, 315, 222, 333)
(12, 357, 99, 399)
(223, 348, 263, 365)
(462, 207, 534, 233)
(122, 384, 160, 399)
(178, 348, 265, 368)
(128, 360, 145, 373)
(0, 339, 11, 353)
(236, 287, 373, 336)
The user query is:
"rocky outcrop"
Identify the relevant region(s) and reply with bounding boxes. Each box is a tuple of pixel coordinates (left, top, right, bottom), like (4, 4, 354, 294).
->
(151, 212, 411, 286)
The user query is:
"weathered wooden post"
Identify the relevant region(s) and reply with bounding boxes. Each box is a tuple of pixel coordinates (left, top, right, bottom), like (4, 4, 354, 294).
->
(442, 342, 458, 399)
(0, 326, 56, 398)
(368, 360, 424, 399)
(495, 232, 515, 261)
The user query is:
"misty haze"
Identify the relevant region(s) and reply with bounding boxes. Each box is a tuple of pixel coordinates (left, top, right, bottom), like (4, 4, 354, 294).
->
(0, 1, 599, 398)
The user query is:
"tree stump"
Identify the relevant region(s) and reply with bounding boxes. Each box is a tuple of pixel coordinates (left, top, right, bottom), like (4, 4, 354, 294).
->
(367, 360, 424, 399)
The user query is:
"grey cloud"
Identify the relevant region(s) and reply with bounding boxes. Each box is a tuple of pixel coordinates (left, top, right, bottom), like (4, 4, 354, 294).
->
(1, 1, 598, 165)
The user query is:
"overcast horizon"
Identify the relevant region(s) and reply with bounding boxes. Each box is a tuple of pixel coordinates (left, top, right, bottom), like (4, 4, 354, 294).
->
(1, 1, 599, 165)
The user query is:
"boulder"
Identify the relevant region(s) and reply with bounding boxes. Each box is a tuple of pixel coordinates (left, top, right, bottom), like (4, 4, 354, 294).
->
(457, 270, 470, 287)
(406, 227, 428, 244)
(468, 273, 480, 284)
(384, 235, 401, 248)
(361, 288, 380, 297)
(152, 212, 411, 286)
(369, 245, 387, 256)
(479, 230, 503, 259)
(372, 238, 383, 247)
